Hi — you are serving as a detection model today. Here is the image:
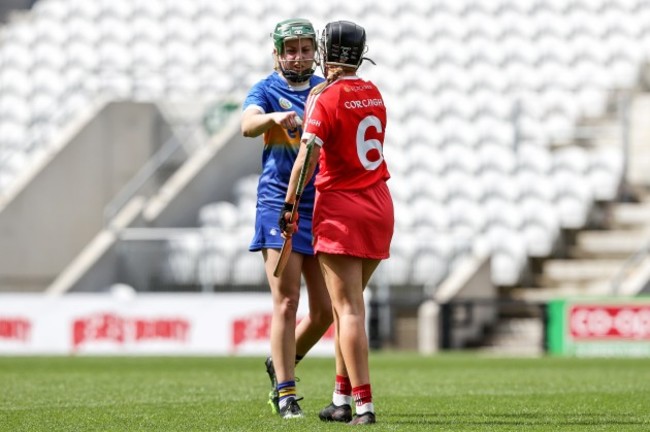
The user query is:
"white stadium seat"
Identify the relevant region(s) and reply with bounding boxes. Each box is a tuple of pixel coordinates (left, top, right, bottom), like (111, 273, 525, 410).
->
(586, 147, 624, 201)
(479, 171, 520, 202)
(516, 171, 557, 202)
(410, 230, 454, 286)
(497, 10, 537, 41)
(477, 143, 517, 175)
(411, 197, 452, 232)
(516, 144, 553, 174)
(470, 62, 508, 94)
(483, 226, 529, 286)
(447, 198, 487, 239)
(552, 171, 594, 228)
(442, 144, 480, 175)
(383, 146, 409, 175)
(32, 1, 68, 19)
(0, 120, 29, 149)
(483, 198, 525, 232)
(472, 90, 513, 120)
(198, 201, 240, 230)
(160, 233, 202, 285)
(196, 230, 240, 286)
(0, 97, 29, 133)
(393, 201, 416, 230)
(387, 174, 411, 205)
(431, 11, 468, 40)
(552, 146, 590, 175)
(0, 42, 33, 71)
(231, 251, 266, 285)
(520, 199, 560, 257)
(67, 0, 99, 20)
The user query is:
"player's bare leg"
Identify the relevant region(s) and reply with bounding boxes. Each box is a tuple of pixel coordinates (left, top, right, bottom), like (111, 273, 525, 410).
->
(263, 248, 302, 417)
(318, 253, 379, 424)
(262, 249, 332, 417)
(319, 307, 353, 422)
(295, 254, 332, 357)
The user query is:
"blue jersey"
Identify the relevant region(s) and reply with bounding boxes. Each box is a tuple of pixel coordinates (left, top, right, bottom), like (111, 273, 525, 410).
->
(242, 71, 324, 214)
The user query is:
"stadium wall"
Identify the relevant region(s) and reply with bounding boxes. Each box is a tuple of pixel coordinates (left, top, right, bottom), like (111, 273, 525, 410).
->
(418, 253, 496, 353)
(47, 112, 259, 293)
(141, 114, 260, 227)
(0, 102, 171, 292)
(0, 0, 34, 22)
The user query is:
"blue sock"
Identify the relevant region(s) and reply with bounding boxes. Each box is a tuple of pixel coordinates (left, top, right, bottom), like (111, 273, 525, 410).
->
(277, 380, 296, 410)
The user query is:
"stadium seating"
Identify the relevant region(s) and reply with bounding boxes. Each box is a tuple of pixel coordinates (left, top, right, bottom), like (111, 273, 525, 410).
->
(160, 232, 202, 286)
(0, 0, 647, 288)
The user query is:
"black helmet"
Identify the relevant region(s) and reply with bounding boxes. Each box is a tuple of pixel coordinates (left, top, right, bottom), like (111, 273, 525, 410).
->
(320, 20, 371, 69)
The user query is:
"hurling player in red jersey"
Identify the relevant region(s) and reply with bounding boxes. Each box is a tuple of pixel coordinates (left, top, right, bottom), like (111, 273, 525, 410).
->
(280, 20, 394, 425)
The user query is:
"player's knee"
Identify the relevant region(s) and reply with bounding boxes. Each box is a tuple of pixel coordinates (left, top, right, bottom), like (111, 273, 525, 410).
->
(310, 306, 333, 328)
(277, 295, 300, 318)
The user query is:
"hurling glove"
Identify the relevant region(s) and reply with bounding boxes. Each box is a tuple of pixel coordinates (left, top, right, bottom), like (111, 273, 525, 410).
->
(278, 202, 298, 233)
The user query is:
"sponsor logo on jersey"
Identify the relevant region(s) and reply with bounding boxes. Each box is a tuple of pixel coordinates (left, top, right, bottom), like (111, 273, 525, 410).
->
(344, 98, 384, 109)
(307, 118, 321, 127)
(279, 97, 293, 110)
(344, 84, 373, 92)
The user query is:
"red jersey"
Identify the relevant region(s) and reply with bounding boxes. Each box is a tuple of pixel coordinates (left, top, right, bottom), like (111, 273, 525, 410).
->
(303, 76, 390, 191)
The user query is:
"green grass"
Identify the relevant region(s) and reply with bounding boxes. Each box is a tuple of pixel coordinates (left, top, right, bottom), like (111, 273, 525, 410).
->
(1, 353, 649, 431)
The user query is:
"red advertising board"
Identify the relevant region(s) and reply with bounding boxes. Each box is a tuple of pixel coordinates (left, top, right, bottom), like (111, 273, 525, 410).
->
(548, 298, 650, 357)
(569, 304, 650, 340)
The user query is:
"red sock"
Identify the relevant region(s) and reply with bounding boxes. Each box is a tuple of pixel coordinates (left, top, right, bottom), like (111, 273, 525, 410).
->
(352, 384, 372, 406)
(335, 375, 352, 396)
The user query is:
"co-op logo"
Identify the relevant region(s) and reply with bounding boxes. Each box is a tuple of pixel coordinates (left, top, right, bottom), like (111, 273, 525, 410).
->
(569, 305, 650, 340)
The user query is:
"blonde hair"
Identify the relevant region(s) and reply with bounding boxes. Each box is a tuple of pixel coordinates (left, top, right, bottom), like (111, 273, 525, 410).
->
(310, 65, 354, 96)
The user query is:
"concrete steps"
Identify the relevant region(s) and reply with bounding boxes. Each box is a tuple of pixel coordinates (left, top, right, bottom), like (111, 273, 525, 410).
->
(628, 95, 650, 188)
(610, 201, 650, 229)
(535, 196, 650, 296)
(571, 229, 649, 259)
(484, 90, 650, 355)
(537, 259, 625, 286)
(510, 283, 614, 302)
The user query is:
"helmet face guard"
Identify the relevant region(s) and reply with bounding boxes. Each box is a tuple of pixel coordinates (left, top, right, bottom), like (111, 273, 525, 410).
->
(319, 20, 369, 73)
(271, 18, 317, 83)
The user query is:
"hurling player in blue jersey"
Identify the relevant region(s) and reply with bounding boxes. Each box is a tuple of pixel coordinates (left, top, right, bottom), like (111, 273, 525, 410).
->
(241, 18, 331, 419)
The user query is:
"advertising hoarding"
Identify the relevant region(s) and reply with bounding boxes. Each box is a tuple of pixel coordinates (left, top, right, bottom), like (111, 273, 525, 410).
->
(0, 292, 336, 356)
(547, 297, 650, 357)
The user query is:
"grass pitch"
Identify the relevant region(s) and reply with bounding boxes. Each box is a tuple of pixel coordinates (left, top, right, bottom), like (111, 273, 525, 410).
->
(1, 352, 649, 431)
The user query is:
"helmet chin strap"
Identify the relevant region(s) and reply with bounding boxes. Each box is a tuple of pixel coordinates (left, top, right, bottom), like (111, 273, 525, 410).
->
(280, 63, 315, 83)
(281, 67, 314, 83)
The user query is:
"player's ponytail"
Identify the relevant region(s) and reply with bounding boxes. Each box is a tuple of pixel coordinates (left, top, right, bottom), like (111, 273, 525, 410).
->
(309, 66, 347, 96)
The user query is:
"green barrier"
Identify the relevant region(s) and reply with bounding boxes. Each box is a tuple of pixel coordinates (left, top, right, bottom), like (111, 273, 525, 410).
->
(203, 100, 240, 136)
